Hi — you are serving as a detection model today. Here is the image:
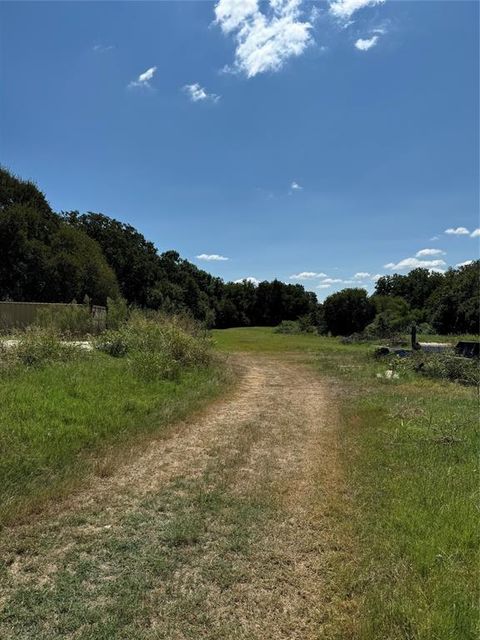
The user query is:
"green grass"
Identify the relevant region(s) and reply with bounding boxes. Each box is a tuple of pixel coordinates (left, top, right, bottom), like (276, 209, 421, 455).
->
(213, 327, 479, 640)
(0, 352, 228, 524)
(212, 325, 357, 353)
(0, 389, 274, 640)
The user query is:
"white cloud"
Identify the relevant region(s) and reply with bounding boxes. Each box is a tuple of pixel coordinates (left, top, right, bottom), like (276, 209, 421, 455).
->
(215, 0, 313, 78)
(444, 227, 470, 235)
(183, 83, 220, 103)
(384, 257, 447, 271)
(215, 0, 258, 33)
(317, 283, 332, 289)
(354, 271, 370, 279)
(415, 248, 445, 257)
(470, 228, 480, 238)
(329, 0, 385, 21)
(456, 260, 473, 268)
(128, 66, 157, 89)
(371, 273, 383, 281)
(234, 276, 260, 285)
(320, 277, 343, 284)
(93, 44, 114, 53)
(430, 235, 439, 241)
(290, 181, 303, 191)
(354, 35, 378, 51)
(196, 254, 229, 261)
(289, 271, 327, 280)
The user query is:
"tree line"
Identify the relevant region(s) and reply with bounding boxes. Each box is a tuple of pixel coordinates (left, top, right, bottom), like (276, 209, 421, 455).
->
(1, 168, 478, 334)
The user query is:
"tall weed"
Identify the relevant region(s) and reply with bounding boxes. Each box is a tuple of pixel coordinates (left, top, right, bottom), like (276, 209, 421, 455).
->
(95, 313, 211, 381)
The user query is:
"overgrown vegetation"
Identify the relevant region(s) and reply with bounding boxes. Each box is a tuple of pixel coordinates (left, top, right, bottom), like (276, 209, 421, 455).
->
(96, 312, 211, 381)
(0, 315, 226, 523)
(399, 351, 480, 386)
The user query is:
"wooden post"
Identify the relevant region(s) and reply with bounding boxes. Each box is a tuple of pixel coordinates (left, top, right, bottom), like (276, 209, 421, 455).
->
(411, 324, 420, 350)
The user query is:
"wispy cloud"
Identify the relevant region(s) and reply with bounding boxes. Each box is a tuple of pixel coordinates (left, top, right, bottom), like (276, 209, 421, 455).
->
(415, 248, 445, 257)
(234, 276, 260, 285)
(320, 277, 344, 284)
(128, 66, 157, 89)
(355, 35, 378, 50)
(290, 181, 303, 191)
(289, 271, 327, 280)
(456, 260, 473, 268)
(384, 257, 446, 272)
(329, 0, 385, 21)
(444, 227, 470, 235)
(196, 253, 229, 261)
(93, 44, 114, 53)
(353, 271, 370, 279)
(317, 283, 332, 289)
(430, 235, 439, 241)
(470, 228, 480, 238)
(214, 0, 313, 78)
(183, 83, 220, 103)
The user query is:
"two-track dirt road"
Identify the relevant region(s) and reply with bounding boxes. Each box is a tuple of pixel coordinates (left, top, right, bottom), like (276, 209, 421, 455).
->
(0, 355, 355, 639)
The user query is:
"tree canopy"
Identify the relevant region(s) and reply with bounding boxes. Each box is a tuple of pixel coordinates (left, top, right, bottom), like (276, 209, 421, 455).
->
(323, 289, 376, 336)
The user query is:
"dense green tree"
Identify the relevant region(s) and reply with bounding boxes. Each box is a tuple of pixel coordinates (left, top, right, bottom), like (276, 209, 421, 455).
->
(0, 167, 53, 218)
(0, 171, 118, 304)
(251, 280, 317, 326)
(323, 288, 376, 336)
(375, 269, 444, 310)
(65, 211, 160, 307)
(428, 262, 479, 334)
(48, 226, 119, 304)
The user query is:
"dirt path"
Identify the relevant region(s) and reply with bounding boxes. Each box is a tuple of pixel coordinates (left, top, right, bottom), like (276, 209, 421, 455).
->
(0, 355, 354, 639)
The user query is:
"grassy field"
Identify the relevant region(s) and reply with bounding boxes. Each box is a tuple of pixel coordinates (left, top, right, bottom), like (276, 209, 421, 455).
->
(213, 327, 479, 640)
(0, 340, 228, 525)
(0, 325, 477, 638)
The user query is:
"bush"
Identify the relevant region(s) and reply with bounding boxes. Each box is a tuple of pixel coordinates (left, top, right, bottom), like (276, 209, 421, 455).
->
(95, 330, 129, 357)
(95, 313, 212, 381)
(340, 332, 369, 344)
(363, 314, 404, 341)
(36, 301, 95, 337)
(14, 328, 84, 367)
(274, 320, 301, 334)
(403, 353, 479, 386)
(106, 296, 129, 330)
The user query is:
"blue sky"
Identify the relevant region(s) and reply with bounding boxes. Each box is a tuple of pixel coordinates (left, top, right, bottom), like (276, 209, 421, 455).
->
(1, 0, 478, 299)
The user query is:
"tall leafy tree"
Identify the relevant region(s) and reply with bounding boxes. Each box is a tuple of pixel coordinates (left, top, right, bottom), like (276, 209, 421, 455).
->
(323, 288, 376, 336)
(428, 262, 480, 334)
(0, 170, 119, 304)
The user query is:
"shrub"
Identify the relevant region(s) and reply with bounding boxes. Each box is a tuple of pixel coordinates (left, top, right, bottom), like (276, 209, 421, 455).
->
(106, 296, 129, 330)
(36, 301, 95, 337)
(340, 332, 369, 344)
(95, 313, 212, 381)
(14, 328, 83, 367)
(95, 330, 129, 357)
(403, 353, 479, 386)
(274, 320, 301, 334)
(297, 314, 316, 333)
